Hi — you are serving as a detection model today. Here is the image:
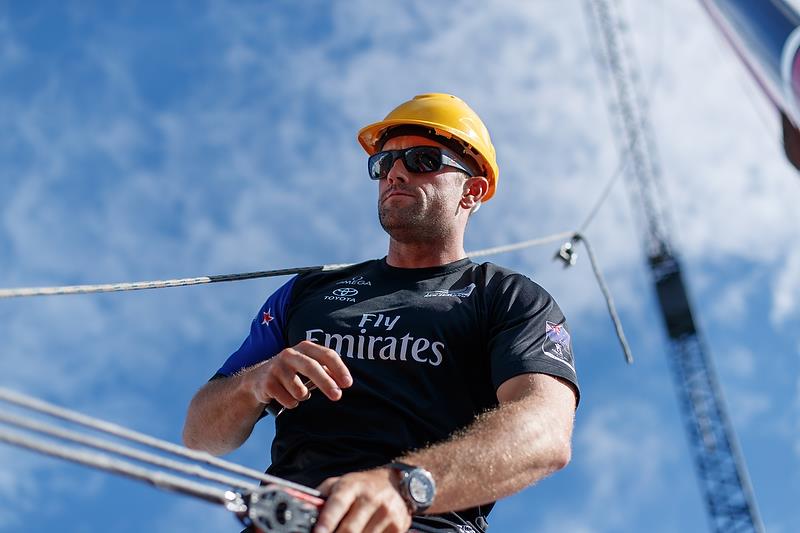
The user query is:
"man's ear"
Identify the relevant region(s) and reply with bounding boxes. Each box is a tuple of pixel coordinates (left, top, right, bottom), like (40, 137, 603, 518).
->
(460, 176, 489, 209)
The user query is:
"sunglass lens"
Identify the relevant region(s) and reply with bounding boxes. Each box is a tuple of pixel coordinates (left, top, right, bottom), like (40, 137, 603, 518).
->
(405, 147, 441, 173)
(369, 152, 393, 180)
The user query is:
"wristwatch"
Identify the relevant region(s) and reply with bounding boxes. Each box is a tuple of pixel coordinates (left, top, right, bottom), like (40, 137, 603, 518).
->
(388, 462, 436, 514)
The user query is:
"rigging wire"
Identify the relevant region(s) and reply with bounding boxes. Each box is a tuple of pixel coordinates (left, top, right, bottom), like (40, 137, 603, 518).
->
(467, 231, 575, 258)
(0, 410, 259, 492)
(0, 425, 240, 508)
(0, 264, 355, 299)
(0, 387, 320, 497)
(578, 150, 629, 233)
(0, 423, 477, 533)
(574, 234, 633, 364)
(0, 387, 492, 532)
(0, 230, 633, 364)
(0, 232, 580, 299)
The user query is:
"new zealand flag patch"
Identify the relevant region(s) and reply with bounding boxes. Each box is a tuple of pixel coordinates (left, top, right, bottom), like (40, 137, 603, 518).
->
(542, 321, 574, 370)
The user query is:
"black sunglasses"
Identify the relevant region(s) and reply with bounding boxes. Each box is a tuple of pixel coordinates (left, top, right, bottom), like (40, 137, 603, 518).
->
(368, 146, 474, 181)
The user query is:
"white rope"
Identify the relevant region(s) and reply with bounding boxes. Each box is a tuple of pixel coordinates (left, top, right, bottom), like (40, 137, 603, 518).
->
(0, 387, 320, 496)
(0, 230, 634, 365)
(575, 234, 633, 364)
(0, 410, 259, 492)
(0, 426, 235, 506)
(0, 232, 582, 299)
(0, 264, 355, 299)
(466, 231, 576, 258)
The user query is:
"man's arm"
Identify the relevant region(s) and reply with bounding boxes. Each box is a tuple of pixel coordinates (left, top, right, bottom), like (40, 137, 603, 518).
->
(314, 372, 576, 533)
(404, 372, 575, 512)
(183, 341, 352, 455)
(182, 365, 268, 456)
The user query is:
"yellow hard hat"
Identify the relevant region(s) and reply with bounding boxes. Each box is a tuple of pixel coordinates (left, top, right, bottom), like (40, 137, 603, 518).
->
(358, 93, 500, 201)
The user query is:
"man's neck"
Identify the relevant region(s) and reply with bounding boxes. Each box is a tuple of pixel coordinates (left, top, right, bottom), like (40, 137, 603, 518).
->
(385, 238, 467, 269)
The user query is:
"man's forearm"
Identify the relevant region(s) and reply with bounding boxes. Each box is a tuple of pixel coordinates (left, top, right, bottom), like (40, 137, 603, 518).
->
(183, 342, 352, 456)
(182, 370, 266, 455)
(400, 380, 575, 514)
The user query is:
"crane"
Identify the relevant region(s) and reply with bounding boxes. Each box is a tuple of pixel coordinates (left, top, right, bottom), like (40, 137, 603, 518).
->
(581, 1, 766, 531)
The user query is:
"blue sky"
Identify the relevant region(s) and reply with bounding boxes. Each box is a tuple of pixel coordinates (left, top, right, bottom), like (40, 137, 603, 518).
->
(0, 1, 798, 532)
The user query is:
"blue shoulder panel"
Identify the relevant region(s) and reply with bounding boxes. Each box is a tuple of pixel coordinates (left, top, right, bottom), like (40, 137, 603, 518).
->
(216, 276, 298, 377)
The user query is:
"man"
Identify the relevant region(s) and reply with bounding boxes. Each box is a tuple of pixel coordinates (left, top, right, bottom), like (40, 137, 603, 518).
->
(183, 93, 579, 533)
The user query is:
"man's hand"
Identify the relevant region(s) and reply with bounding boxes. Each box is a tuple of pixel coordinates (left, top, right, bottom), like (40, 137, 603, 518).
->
(243, 340, 353, 410)
(315, 468, 412, 533)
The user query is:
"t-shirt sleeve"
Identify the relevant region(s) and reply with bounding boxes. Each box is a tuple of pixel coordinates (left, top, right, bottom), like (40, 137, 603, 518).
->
(214, 276, 298, 378)
(487, 274, 580, 405)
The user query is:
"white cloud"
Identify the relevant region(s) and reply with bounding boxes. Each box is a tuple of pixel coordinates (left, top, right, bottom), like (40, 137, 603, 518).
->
(581, 403, 669, 493)
(722, 346, 756, 379)
(727, 389, 771, 429)
(0, 447, 37, 530)
(549, 401, 685, 532)
(708, 276, 755, 327)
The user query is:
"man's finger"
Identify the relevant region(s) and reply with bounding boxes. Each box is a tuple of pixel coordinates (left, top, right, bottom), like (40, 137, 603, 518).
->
(262, 380, 299, 409)
(316, 476, 340, 497)
(295, 340, 353, 388)
(361, 501, 394, 533)
(314, 482, 357, 533)
(274, 349, 340, 401)
(286, 352, 344, 402)
(335, 496, 378, 533)
(285, 374, 310, 401)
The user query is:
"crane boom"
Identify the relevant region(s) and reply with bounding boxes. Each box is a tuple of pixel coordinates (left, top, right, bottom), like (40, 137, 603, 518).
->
(651, 254, 764, 532)
(582, 1, 765, 531)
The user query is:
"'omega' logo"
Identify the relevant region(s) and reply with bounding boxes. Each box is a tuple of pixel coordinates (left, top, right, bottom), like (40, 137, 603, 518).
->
(333, 288, 358, 297)
(336, 275, 372, 286)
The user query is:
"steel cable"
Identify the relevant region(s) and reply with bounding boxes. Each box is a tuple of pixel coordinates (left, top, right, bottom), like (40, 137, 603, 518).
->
(0, 264, 355, 299)
(574, 233, 634, 364)
(0, 387, 320, 497)
(466, 231, 576, 259)
(0, 425, 238, 507)
(0, 232, 582, 299)
(0, 410, 259, 492)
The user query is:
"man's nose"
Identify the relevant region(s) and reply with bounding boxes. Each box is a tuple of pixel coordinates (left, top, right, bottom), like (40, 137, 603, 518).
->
(386, 158, 408, 184)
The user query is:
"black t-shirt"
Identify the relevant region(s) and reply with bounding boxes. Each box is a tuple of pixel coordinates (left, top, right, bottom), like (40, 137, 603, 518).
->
(215, 257, 579, 521)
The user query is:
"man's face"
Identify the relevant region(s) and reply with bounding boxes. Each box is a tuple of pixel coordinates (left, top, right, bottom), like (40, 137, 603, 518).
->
(376, 135, 470, 243)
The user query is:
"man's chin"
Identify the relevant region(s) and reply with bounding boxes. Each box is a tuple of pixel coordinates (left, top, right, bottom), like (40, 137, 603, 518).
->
(379, 214, 419, 237)
(380, 217, 445, 245)
(378, 218, 407, 235)
(379, 206, 419, 227)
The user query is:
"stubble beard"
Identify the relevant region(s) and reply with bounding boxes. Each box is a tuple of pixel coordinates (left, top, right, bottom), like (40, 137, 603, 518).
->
(378, 199, 451, 244)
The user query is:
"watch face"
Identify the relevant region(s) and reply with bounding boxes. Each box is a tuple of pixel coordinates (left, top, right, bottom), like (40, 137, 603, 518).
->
(408, 473, 434, 505)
